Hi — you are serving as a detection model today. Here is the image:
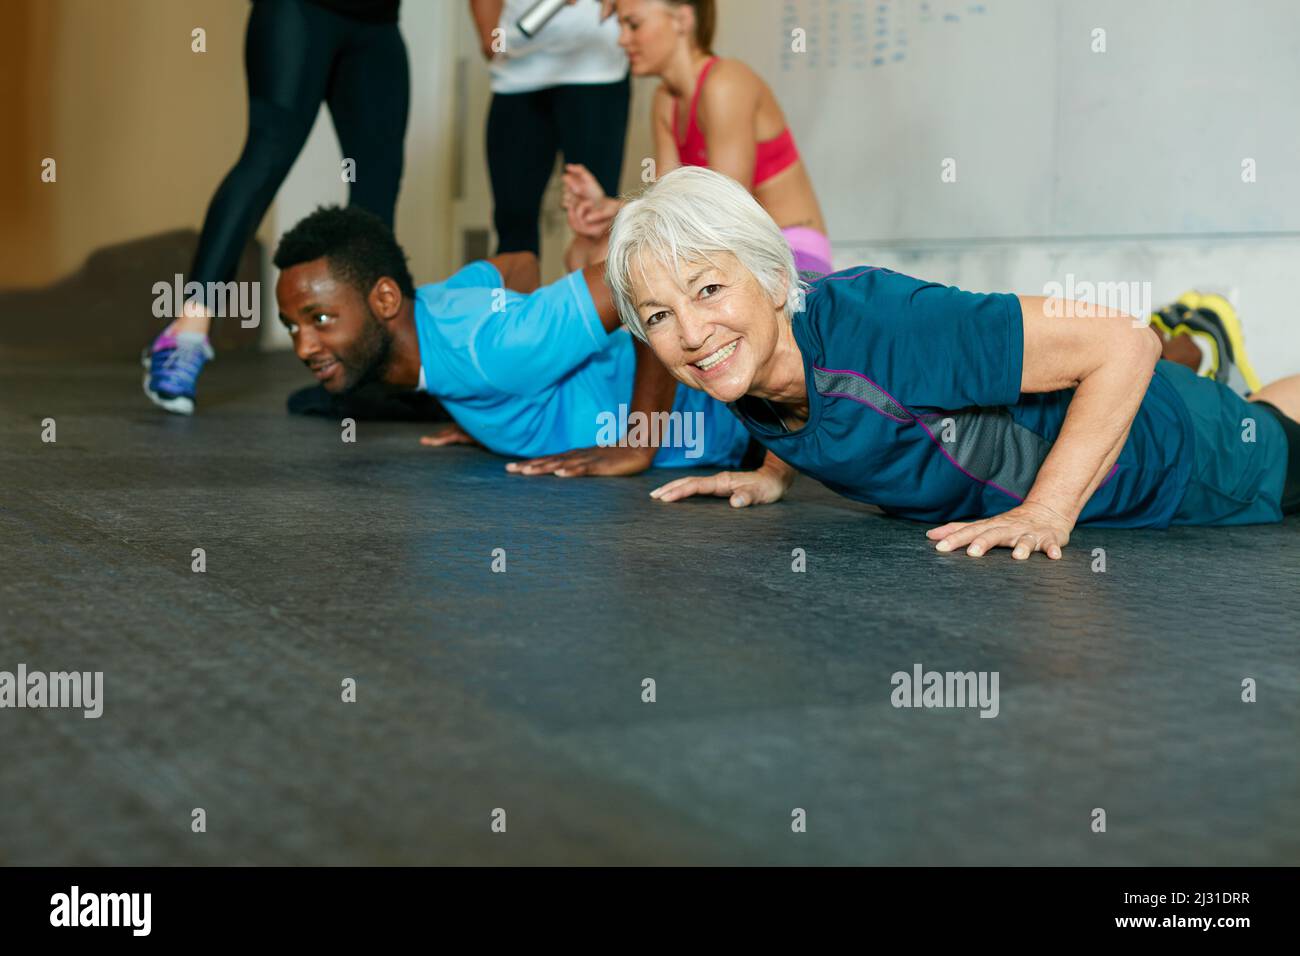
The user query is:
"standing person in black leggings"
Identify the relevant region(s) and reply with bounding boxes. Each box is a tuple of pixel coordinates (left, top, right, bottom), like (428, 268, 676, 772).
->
(144, 0, 409, 415)
(471, 0, 630, 287)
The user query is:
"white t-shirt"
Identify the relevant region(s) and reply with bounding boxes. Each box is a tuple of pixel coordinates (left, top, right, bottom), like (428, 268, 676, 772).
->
(489, 0, 628, 94)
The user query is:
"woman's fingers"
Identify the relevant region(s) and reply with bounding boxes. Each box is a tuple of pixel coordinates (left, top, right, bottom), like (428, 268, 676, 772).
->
(934, 522, 1064, 559)
(926, 521, 968, 539)
(421, 430, 468, 447)
(648, 478, 692, 500)
(648, 471, 784, 508)
(1011, 533, 1040, 561)
(933, 522, 986, 552)
(934, 522, 1005, 554)
(650, 478, 706, 501)
(650, 473, 734, 502)
(962, 526, 1012, 557)
(1010, 532, 1062, 560)
(731, 476, 779, 506)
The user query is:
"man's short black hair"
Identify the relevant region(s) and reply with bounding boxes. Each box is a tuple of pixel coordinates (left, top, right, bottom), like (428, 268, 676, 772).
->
(273, 205, 415, 300)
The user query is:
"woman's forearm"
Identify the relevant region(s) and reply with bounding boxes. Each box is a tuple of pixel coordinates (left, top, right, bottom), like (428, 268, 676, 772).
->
(469, 0, 504, 57)
(1024, 331, 1161, 523)
(760, 450, 798, 489)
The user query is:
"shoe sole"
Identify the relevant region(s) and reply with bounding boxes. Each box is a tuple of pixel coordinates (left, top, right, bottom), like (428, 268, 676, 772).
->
(1196, 293, 1263, 393)
(141, 351, 196, 416)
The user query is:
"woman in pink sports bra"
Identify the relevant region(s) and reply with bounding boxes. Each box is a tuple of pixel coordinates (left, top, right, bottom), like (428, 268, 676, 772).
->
(563, 0, 831, 275)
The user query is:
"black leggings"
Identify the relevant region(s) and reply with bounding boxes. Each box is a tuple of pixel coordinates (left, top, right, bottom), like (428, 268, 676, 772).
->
(1253, 400, 1300, 514)
(486, 75, 631, 256)
(190, 0, 409, 287)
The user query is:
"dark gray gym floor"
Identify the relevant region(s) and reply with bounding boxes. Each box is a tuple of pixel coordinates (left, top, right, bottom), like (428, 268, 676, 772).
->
(2, 352, 1298, 865)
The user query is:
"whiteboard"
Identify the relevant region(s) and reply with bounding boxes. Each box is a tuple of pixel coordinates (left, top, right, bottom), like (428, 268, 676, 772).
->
(716, 0, 1300, 241)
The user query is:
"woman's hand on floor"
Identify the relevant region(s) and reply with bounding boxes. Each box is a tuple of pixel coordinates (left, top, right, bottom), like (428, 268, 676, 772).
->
(507, 445, 656, 477)
(650, 466, 793, 508)
(420, 424, 482, 449)
(926, 501, 1075, 560)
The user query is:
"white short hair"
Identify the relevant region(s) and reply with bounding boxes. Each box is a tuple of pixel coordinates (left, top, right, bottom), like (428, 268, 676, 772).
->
(605, 166, 802, 342)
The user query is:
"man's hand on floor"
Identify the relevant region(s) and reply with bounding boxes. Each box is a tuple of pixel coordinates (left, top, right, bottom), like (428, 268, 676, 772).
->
(507, 445, 656, 477)
(420, 423, 482, 449)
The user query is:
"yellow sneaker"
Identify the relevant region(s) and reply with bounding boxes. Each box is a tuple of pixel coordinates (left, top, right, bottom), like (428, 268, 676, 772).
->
(1195, 293, 1263, 394)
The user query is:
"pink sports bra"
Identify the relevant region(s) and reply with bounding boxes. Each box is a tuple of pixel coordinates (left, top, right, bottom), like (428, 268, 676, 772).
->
(673, 56, 800, 186)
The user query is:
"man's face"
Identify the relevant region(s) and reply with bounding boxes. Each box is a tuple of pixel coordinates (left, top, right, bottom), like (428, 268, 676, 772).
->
(276, 258, 392, 393)
(630, 252, 786, 404)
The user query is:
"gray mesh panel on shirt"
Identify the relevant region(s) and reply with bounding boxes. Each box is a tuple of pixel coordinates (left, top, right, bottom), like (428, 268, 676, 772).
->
(917, 409, 1053, 500)
(813, 368, 912, 422)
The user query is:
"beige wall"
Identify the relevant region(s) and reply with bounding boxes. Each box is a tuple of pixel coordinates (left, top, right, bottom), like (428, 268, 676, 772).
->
(2, 0, 257, 288)
(0, 0, 55, 283)
(2, 0, 459, 313)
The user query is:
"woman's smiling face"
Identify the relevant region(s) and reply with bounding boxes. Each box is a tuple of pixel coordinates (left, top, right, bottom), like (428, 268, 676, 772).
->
(630, 251, 787, 404)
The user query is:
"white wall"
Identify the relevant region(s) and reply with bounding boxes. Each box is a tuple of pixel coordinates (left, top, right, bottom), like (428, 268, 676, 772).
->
(833, 236, 1300, 384)
(721, 0, 1300, 241)
(738, 0, 1300, 377)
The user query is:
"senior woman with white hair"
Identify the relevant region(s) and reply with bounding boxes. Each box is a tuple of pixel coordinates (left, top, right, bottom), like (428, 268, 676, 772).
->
(600, 166, 1300, 560)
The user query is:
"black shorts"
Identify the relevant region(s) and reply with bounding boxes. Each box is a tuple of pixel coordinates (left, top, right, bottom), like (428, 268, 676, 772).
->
(1252, 400, 1300, 515)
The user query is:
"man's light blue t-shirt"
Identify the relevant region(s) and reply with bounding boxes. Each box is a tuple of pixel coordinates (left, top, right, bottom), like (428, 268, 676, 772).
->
(413, 261, 749, 468)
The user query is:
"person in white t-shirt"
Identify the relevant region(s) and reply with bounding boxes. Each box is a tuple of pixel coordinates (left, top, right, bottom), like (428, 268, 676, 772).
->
(470, 0, 630, 278)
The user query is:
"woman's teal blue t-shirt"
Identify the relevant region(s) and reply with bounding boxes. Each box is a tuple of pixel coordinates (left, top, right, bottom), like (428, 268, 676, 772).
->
(729, 267, 1202, 528)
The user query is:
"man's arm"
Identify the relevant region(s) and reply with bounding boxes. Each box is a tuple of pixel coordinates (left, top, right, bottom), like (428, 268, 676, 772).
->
(582, 261, 621, 331)
(506, 329, 677, 477)
(485, 251, 540, 294)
